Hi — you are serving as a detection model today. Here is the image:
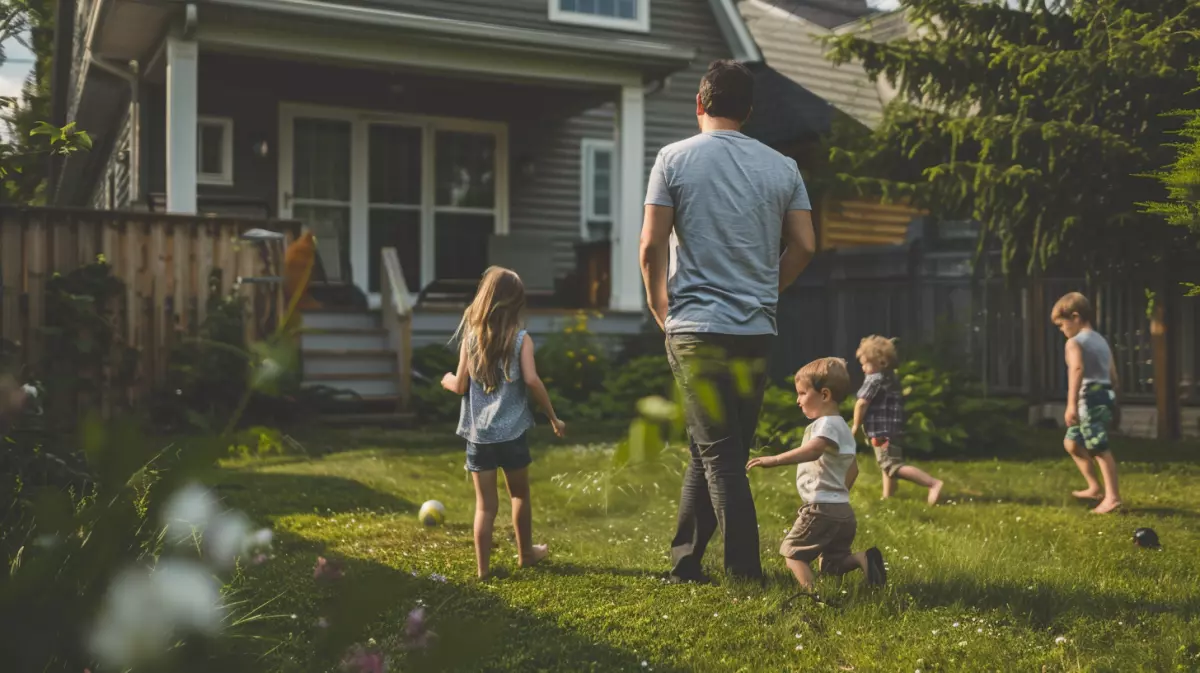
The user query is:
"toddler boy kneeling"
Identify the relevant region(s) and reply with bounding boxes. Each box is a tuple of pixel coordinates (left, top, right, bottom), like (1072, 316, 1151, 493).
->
(747, 357, 886, 591)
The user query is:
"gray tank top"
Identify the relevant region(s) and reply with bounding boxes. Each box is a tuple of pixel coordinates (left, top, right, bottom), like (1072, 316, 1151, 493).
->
(1072, 329, 1112, 385)
(456, 330, 536, 444)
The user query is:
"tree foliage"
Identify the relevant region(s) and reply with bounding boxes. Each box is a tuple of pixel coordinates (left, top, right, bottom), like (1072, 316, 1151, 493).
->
(1143, 66, 1200, 236)
(826, 0, 1200, 277)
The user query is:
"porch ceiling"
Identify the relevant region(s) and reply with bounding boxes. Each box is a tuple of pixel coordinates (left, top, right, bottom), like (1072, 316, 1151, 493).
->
(197, 0, 695, 86)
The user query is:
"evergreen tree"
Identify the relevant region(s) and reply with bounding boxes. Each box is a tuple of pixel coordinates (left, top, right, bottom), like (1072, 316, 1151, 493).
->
(826, 0, 1200, 278)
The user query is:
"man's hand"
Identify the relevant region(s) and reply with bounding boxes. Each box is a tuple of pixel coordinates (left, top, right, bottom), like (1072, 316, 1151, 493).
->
(640, 205, 674, 332)
(1064, 404, 1079, 427)
(746, 455, 775, 470)
(649, 292, 668, 332)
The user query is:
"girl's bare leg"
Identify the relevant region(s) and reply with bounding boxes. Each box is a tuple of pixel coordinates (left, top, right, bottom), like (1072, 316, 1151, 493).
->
(472, 471, 500, 578)
(503, 467, 548, 567)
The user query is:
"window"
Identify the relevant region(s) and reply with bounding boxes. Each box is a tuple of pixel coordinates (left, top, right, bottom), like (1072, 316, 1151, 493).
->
(581, 138, 615, 241)
(197, 117, 234, 186)
(550, 0, 649, 32)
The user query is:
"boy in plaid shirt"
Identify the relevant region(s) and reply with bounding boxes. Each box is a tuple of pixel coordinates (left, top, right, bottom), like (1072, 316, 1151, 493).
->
(851, 336, 944, 505)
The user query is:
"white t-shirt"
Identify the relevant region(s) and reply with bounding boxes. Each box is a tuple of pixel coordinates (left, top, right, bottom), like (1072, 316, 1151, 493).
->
(795, 415, 858, 504)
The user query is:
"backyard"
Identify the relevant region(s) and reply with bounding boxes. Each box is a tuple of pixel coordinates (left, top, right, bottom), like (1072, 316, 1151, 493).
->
(210, 425, 1200, 673)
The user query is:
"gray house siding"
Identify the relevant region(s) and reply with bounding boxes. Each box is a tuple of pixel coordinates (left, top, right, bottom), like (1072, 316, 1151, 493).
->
(89, 108, 133, 210)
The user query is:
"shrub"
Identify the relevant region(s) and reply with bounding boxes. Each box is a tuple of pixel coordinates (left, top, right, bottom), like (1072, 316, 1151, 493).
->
(535, 312, 608, 404)
(753, 359, 1024, 456)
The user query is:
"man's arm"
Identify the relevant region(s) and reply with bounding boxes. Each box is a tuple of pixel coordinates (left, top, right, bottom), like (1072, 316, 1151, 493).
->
(640, 204, 674, 331)
(779, 209, 816, 293)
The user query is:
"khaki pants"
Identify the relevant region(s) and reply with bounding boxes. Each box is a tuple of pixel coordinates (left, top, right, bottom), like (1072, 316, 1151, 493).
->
(779, 502, 859, 576)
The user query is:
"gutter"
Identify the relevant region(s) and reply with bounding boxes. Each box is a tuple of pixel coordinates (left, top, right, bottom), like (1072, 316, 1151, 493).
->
(709, 0, 762, 63)
(202, 0, 696, 67)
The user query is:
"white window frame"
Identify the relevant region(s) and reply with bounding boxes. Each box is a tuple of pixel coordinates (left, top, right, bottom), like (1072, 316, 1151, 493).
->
(549, 0, 650, 33)
(278, 103, 509, 307)
(197, 116, 234, 186)
(580, 138, 615, 239)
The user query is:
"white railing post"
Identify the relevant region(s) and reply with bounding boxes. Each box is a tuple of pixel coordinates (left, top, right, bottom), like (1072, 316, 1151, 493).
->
(381, 247, 413, 412)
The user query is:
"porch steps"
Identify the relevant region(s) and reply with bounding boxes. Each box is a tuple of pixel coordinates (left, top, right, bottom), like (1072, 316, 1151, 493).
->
(300, 308, 410, 426)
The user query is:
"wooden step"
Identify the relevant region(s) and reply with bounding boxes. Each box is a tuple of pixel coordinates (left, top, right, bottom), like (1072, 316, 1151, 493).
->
(304, 372, 394, 382)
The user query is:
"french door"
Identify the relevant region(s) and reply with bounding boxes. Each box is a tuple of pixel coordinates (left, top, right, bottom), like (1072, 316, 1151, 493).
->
(280, 105, 508, 303)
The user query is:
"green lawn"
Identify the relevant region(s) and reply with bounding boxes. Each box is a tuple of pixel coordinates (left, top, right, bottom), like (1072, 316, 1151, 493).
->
(214, 426, 1200, 672)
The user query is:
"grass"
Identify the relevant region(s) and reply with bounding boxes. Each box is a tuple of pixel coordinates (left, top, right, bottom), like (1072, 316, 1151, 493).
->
(212, 425, 1200, 672)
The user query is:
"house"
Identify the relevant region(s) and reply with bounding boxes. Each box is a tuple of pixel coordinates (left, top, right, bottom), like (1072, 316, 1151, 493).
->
(738, 0, 925, 251)
(51, 0, 833, 407)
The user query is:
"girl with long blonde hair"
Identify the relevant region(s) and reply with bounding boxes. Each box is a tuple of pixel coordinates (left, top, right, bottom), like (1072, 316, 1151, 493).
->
(442, 266, 564, 578)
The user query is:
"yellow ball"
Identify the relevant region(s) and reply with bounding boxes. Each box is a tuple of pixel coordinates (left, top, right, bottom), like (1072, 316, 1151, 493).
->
(418, 500, 445, 527)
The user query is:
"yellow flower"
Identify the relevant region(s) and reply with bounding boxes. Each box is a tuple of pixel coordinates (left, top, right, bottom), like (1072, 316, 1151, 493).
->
(587, 355, 597, 363)
(575, 362, 583, 369)
(564, 327, 574, 334)
(567, 351, 576, 359)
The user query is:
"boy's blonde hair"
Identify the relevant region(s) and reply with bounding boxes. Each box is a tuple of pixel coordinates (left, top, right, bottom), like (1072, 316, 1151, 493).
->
(795, 357, 852, 402)
(1051, 292, 1094, 324)
(856, 335, 898, 370)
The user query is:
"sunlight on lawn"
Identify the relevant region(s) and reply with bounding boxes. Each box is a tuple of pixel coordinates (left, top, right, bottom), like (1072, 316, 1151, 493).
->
(214, 428, 1200, 672)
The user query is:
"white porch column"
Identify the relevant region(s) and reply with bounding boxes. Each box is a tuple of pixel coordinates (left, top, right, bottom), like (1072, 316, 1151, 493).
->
(165, 35, 198, 214)
(611, 83, 645, 312)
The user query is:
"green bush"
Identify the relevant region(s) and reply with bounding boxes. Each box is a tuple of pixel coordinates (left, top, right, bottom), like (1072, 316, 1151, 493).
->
(753, 359, 1024, 456)
(534, 312, 608, 404)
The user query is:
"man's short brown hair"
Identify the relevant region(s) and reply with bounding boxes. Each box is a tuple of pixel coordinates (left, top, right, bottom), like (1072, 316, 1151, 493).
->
(1052, 292, 1094, 324)
(795, 357, 852, 402)
(699, 60, 754, 122)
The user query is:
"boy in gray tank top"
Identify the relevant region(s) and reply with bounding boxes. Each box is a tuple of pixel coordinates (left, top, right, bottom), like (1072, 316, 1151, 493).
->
(1052, 292, 1122, 514)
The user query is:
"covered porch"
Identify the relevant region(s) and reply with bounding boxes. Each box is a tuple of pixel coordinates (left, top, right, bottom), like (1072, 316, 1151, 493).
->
(68, 0, 697, 314)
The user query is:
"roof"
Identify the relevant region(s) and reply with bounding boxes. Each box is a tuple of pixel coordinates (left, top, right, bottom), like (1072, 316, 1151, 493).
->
(739, 0, 886, 128)
(759, 0, 875, 30)
(741, 62, 832, 145)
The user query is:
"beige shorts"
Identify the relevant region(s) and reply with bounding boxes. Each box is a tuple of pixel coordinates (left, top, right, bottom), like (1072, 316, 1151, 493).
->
(871, 437, 906, 477)
(779, 502, 859, 576)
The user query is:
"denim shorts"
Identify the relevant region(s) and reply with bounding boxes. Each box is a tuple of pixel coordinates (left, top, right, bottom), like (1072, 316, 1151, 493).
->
(465, 433, 532, 473)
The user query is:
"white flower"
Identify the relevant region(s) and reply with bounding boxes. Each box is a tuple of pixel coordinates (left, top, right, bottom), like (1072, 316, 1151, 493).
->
(1055, 636, 1067, 645)
(205, 510, 253, 568)
(88, 561, 221, 669)
(952, 622, 960, 627)
(161, 483, 218, 546)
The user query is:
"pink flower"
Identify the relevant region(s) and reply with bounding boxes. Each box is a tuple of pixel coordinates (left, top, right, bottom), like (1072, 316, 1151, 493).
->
(339, 644, 388, 673)
(314, 556, 344, 581)
(402, 607, 438, 650)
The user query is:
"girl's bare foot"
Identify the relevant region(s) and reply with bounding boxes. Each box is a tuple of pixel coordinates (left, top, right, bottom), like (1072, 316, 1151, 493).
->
(1072, 488, 1103, 499)
(927, 480, 943, 506)
(1091, 499, 1122, 514)
(519, 544, 549, 568)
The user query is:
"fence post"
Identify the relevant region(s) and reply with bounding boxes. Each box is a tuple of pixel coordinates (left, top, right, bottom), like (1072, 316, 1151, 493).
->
(1151, 266, 1182, 440)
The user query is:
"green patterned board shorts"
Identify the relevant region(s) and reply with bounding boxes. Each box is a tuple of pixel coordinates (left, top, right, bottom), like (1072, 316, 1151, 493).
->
(1065, 382, 1116, 455)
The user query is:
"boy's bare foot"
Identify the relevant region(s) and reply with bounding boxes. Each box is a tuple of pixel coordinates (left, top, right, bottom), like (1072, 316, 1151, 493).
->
(1072, 488, 1104, 500)
(1091, 499, 1122, 514)
(927, 480, 943, 506)
(518, 544, 549, 568)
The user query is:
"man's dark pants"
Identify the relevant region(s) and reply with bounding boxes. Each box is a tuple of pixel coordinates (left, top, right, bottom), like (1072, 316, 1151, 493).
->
(666, 332, 772, 581)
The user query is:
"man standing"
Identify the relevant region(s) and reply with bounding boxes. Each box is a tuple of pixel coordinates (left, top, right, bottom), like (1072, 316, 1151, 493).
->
(641, 60, 816, 582)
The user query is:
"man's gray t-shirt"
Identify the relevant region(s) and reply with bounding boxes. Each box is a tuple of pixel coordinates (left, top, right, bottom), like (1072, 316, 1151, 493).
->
(644, 130, 811, 335)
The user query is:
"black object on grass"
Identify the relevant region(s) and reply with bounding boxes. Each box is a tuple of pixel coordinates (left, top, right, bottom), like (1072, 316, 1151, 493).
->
(1133, 527, 1162, 550)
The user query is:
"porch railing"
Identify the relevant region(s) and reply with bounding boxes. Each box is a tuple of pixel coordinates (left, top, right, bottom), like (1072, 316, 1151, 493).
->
(0, 206, 300, 401)
(380, 246, 413, 411)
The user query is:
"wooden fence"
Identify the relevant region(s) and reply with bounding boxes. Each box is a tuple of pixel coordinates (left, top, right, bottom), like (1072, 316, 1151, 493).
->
(0, 206, 300, 401)
(774, 245, 1199, 411)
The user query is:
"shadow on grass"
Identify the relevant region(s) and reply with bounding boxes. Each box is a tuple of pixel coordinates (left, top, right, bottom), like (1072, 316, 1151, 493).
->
(899, 575, 1200, 630)
(212, 470, 418, 518)
(236, 527, 687, 673)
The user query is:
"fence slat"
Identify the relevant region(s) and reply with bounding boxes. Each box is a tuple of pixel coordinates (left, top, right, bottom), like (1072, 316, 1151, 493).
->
(25, 213, 46, 366)
(1, 219, 22, 344)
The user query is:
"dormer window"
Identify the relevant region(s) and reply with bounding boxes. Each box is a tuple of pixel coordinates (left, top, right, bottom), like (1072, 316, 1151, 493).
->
(549, 0, 649, 33)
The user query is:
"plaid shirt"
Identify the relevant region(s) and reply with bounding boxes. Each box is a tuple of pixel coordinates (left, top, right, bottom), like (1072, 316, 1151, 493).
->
(857, 372, 905, 439)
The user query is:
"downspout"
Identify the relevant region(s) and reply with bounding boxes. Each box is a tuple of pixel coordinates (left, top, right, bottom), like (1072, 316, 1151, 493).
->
(89, 56, 141, 205)
(48, 0, 77, 203)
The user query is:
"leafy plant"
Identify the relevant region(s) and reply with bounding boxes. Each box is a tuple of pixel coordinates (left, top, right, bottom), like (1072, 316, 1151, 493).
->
(535, 312, 608, 404)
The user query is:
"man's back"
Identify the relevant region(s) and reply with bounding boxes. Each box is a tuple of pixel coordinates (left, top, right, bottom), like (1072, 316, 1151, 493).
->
(645, 130, 811, 336)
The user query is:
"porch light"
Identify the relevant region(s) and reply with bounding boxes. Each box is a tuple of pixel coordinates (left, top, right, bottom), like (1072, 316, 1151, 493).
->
(253, 140, 270, 158)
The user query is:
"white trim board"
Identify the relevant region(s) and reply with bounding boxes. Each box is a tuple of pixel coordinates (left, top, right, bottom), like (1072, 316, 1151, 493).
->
(278, 102, 509, 304)
(548, 0, 651, 33)
(197, 21, 646, 88)
(580, 137, 615, 240)
(197, 116, 235, 186)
